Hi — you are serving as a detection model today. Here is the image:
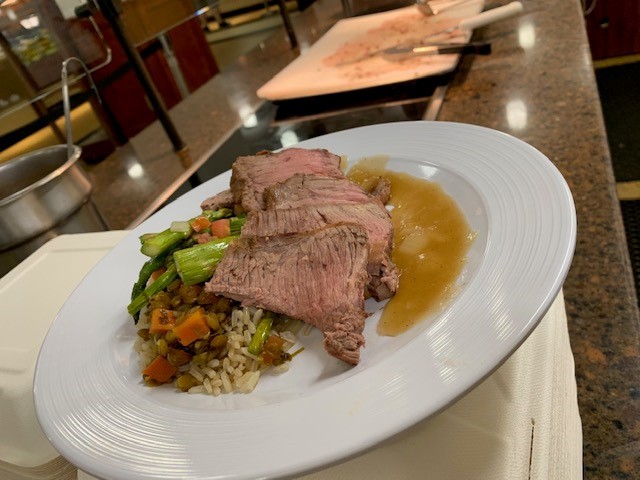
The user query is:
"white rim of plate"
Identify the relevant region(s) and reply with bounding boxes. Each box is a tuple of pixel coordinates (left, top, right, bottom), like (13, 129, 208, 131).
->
(34, 121, 576, 480)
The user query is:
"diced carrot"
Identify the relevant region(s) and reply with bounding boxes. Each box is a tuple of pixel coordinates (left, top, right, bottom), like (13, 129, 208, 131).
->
(264, 335, 285, 355)
(191, 216, 211, 233)
(172, 307, 210, 346)
(150, 267, 166, 281)
(210, 218, 231, 238)
(149, 308, 176, 334)
(261, 335, 285, 365)
(143, 355, 177, 383)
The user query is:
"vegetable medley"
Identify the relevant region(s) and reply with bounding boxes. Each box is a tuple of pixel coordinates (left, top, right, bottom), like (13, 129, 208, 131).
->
(129, 208, 302, 394)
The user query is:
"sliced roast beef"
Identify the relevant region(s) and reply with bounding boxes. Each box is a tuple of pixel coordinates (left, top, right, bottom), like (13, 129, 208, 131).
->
(200, 188, 235, 211)
(264, 174, 372, 209)
(241, 202, 398, 300)
(230, 148, 344, 212)
(370, 177, 392, 205)
(205, 224, 370, 365)
(264, 174, 392, 210)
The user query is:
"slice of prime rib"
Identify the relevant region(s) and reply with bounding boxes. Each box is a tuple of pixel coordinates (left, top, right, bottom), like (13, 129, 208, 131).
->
(264, 174, 373, 210)
(198, 175, 390, 216)
(205, 224, 370, 365)
(230, 148, 344, 212)
(241, 202, 398, 301)
(370, 177, 391, 205)
(200, 188, 234, 211)
(264, 173, 392, 210)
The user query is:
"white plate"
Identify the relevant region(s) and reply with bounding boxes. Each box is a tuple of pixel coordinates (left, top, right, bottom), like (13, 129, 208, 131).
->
(34, 122, 576, 480)
(257, 1, 484, 101)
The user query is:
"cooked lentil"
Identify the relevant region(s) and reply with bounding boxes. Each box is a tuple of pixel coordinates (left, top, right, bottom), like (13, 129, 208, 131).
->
(135, 279, 298, 395)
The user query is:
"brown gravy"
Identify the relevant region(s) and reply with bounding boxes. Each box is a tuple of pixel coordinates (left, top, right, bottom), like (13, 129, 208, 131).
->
(347, 157, 474, 336)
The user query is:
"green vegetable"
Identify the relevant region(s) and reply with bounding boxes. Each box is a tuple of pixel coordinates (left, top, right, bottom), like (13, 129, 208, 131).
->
(140, 229, 190, 257)
(127, 262, 178, 317)
(289, 347, 305, 359)
(139, 208, 234, 257)
(248, 312, 274, 355)
(131, 208, 239, 320)
(130, 253, 169, 322)
(202, 208, 233, 222)
(130, 254, 167, 300)
(173, 237, 235, 286)
(170, 220, 191, 233)
(139, 233, 157, 244)
(229, 216, 246, 236)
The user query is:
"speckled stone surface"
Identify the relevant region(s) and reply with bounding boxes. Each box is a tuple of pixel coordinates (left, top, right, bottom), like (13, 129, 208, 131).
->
(85, 0, 640, 477)
(438, 0, 640, 477)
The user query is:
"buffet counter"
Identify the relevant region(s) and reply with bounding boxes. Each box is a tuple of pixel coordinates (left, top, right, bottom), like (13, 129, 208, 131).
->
(83, 0, 640, 476)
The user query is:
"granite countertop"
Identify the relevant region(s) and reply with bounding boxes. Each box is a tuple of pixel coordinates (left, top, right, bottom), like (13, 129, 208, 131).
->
(438, 0, 640, 476)
(85, 0, 640, 476)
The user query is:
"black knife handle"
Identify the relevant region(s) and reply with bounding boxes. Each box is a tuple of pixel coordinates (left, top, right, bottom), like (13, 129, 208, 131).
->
(440, 42, 492, 55)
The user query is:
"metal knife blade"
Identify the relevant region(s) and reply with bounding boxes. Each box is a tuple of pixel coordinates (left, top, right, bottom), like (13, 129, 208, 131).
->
(383, 41, 491, 61)
(335, 41, 490, 66)
(333, 1, 521, 66)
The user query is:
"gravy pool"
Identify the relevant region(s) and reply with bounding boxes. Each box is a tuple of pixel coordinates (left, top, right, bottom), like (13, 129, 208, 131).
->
(347, 157, 474, 336)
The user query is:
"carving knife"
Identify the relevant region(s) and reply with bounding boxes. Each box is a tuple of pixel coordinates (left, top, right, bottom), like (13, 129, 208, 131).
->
(335, 1, 522, 65)
(382, 41, 491, 61)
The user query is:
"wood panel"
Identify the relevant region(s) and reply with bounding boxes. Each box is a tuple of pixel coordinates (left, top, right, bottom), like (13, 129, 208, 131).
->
(168, 19, 219, 92)
(585, 0, 640, 60)
(89, 15, 217, 141)
(120, 0, 195, 45)
(89, 13, 182, 139)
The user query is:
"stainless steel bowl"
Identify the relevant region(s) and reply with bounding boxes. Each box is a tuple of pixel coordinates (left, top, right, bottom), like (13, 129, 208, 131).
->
(0, 145, 107, 253)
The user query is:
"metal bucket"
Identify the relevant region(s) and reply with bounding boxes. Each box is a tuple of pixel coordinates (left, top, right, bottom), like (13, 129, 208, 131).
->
(0, 145, 108, 277)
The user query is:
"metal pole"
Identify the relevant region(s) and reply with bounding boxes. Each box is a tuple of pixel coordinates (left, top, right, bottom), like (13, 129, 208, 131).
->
(276, 0, 298, 49)
(92, 0, 186, 152)
(158, 33, 190, 99)
(422, 84, 448, 121)
(341, 0, 353, 17)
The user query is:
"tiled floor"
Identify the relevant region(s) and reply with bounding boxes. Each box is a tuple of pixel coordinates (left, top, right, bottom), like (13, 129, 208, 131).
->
(595, 60, 640, 303)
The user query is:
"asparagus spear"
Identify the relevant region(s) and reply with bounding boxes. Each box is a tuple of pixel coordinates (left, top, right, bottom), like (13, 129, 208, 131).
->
(173, 236, 235, 286)
(248, 312, 274, 355)
(127, 262, 179, 318)
(129, 253, 170, 322)
(229, 216, 246, 236)
(172, 216, 246, 285)
(139, 208, 234, 257)
(140, 229, 189, 257)
(131, 209, 241, 319)
(131, 253, 167, 300)
(203, 208, 233, 222)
